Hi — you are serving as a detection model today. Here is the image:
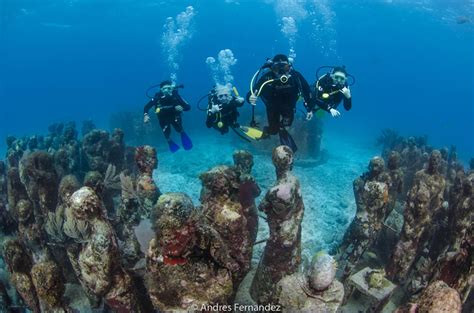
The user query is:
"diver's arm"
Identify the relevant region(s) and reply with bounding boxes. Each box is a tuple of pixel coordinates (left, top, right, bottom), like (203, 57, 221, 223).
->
(316, 99, 331, 112)
(343, 96, 352, 111)
(143, 99, 156, 114)
(246, 74, 268, 103)
(232, 98, 244, 108)
(295, 72, 313, 111)
(176, 95, 191, 111)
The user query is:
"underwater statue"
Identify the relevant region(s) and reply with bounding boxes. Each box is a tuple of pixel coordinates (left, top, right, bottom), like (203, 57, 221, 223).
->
(64, 186, 145, 312)
(394, 280, 461, 313)
(337, 156, 390, 281)
(233, 150, 261, 246)
(146, 193, 238, 311)
(19, 150, 59, 223)
(3, 239, 40, 313)
(200, 164, 253, 287)
(387, 150, 446, 283)
(429, 171, 473, 301)
(275, 252, 344, 312)
(400, 137, 423, 196)
(250, 145, 304, 304)
(31, 261, 71, 312)
(134, 145, 161, 215)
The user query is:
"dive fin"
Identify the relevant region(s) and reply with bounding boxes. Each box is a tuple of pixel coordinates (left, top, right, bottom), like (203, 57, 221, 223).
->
(231, 127, 251, 142)
(168, 140, 180, 153)
(279, 129, 298, 153)
(316, 108, 326, 119)
(239, 126, 263, 140)
(180, 132, 193, 150)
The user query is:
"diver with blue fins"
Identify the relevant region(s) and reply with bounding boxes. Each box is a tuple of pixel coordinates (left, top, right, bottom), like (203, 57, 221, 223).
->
(143, 80, 193, 152)
(246, 54, 313, 152)
(306, 66, 354, 120)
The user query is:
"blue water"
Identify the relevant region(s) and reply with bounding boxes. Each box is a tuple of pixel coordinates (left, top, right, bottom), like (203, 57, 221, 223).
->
(0, 0, 473, 159)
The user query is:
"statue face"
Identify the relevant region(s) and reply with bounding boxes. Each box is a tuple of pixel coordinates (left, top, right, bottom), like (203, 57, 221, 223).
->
(429, 150, 442, 173)
(369, 157, 385, 176)
(160, 224, 195, 258)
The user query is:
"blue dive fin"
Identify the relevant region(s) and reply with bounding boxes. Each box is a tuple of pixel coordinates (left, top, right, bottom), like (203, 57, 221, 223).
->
(168, 140, 180, 153)
(180, 132, 193, 150)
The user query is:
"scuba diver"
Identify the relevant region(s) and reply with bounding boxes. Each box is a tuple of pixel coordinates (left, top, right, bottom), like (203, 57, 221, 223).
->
(307, 66, 353, 120)
(143, 80, 193, 152)
(246, 54, 312, 152)
(206, 84, 245, 134)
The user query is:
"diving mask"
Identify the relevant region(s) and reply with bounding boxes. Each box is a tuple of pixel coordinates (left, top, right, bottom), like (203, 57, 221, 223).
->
(217, 93, 231, 104)
(161, 85, 174, 96)
(272, 61, 291, 75)
(331, 72, 346, 85)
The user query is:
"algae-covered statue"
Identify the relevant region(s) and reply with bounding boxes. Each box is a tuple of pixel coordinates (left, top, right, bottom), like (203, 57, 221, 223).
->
(250, 145, 304, 304)
(233, 150, 261, 246)
(200, 165, 252, 286)
(387, 150, 446, 283)
(146, 192, 238, 311)
(64, 186, 145, 312)
(337, 156, 390, 280)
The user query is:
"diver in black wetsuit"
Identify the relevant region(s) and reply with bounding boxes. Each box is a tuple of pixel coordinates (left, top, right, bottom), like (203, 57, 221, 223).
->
(246, 54, 312, 152)
(143, 80, 192, 152)
(307, 66, 352, 120)
(206, 84, 245, 134)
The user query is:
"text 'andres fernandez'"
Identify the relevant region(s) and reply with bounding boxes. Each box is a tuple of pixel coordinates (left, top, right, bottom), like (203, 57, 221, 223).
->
(196, 303, 282, 312)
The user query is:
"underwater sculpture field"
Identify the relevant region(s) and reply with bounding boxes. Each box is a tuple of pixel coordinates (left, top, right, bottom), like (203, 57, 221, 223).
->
(0, 119, 471, 312)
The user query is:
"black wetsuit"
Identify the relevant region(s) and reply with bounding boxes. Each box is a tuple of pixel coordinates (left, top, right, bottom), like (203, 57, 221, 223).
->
(206, 95, 244, 134)
(310, 74, 352, 113)
(246, 69, 312, 135)
(143, 92, 191, 139)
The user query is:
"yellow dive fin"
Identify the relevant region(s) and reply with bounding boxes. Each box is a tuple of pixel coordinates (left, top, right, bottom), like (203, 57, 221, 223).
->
(239, 126, 263, 140)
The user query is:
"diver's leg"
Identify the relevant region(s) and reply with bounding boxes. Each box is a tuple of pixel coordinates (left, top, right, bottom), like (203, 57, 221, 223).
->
(280, 106, 295, 129)
(159, 116, 171, 140)
(265, 106, 280, 136)
(173, 115, 192, 150)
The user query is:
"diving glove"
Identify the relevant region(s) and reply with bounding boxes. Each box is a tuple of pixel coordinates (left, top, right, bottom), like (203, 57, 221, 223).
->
(329, 108, 341, 118)
(249, 94, 258, 106)
(341, 87, 351, 98)
(306, 111, 313, 121)
(144, 113, 150, 123)
(210, 105, 220, 113)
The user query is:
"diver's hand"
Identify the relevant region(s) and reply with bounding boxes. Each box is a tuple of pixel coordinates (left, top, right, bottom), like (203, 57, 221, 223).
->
(209, 104, 220, 113)
(341, 87, 351, 98)
(249, 94, 258, 106)
(175, 105, 184, 112)
(306, 111, 313, 121)
(329, 108, 341, 118)
(144, 113, 150, 124)
(236, 96, 245, 104)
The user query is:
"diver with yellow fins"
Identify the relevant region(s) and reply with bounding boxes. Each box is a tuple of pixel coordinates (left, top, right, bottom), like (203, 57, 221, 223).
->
(245, 54, 313, 152)
(307, 66, 354, 120)
(205, 84, 244, 134)
(198, 83, 262, 142)
(143, 80, 193, 153)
